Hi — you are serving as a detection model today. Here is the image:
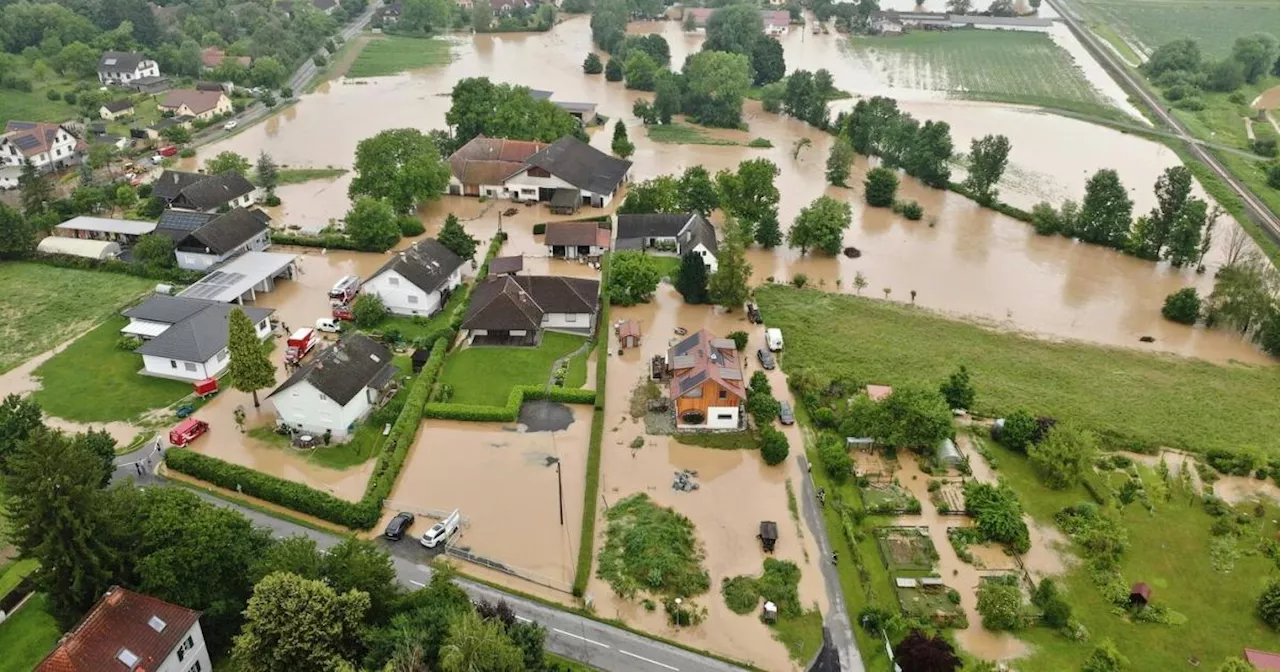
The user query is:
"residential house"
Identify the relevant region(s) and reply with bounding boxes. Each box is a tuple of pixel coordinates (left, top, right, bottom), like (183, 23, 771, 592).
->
(123, 294, 273, 380)
(146, 117, 189, 141)
(446, 136, 547, 198)
(684, 8, 790, 33)
(200, 47, 252, 71)
(462, 275, 600, 345)
(100, 99, 135, 120)
(869, 11, 904, 34)
(156, 207, 272, 271)
(177, 251, 299, 304)
(54, 215, 157, 244)
(152, 170, 260, 212)
(505, 136, 632, 209)
(362, 238, 466, 317)
(544, 220, 610, 259)
(668, 329, 745, 430)
(157, 89, 232, 121)
(97, 51, 161, 85)
(35, 586, 210, 672)
(268, 333, 399, 438)
(615, 212, 719, 272)
(91, 133, 129, 152)
(0, 121, 84, 188)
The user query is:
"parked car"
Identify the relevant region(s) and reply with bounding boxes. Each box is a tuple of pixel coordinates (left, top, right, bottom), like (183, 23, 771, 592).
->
(223, 120, 238, 130)
(778, 401, 795, 425)
(315, 318, 340, 333)
(158, 145, 178, 157)
(765, 327, 784, 352)
(756, 348, 776, 370)
(421, 509, 461, 549)
(384, 512, 415, 541)
(746, 302, 763, 324)
(150, 154, 163, 164)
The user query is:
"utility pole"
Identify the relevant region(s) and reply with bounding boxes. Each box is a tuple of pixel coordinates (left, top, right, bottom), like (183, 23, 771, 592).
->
(550, 456, 564, 525)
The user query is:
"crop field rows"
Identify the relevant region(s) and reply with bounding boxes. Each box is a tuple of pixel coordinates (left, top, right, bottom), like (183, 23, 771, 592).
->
(1073, 0, 1280, 59)
(847, 31, 1120, 119)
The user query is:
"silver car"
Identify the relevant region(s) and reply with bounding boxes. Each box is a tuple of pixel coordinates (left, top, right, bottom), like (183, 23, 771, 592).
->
(778, 401, 795, 425)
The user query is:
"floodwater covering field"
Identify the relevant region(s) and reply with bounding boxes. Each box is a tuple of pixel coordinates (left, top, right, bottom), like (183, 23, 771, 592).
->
(1067, 0, 1280, 58)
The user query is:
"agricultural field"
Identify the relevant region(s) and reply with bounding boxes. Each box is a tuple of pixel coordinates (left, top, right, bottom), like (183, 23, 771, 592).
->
(0, 264, 154, 374)
(846, 30, 1125, 121)
(1071, 0, 1280, 59)
(345, 36, 453, 78)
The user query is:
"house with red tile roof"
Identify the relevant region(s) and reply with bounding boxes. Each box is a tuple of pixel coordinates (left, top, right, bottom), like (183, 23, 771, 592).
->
(446, 135, 548, 198)
(668, 329, 745, 430)
(35, 586, 209, 672)
(0, 121, 84, 189)
(157, 89, 232, 121)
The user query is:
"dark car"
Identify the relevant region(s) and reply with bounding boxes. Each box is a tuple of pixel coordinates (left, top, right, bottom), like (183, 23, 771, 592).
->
(778, 401, 795, 425)
(747, 302, 763, 324)
(384, 511, 415, 541)
(757, 348, 776, 370)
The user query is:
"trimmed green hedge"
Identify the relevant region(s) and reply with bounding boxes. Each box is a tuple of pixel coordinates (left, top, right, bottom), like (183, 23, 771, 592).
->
(270, 231, 367, 251)
(575, 252, 609, 595)
(24, 252, 204, 284)
(476, 232, 508, 279)
(423, 384, 596, 421)
(947, 182, 1032, 224)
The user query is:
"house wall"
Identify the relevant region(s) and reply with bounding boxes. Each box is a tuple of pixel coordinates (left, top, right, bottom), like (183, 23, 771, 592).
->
(154, 621, 212, 672)
(674, 379, 742, 428)
(99, 105, 134, 120)
(143, 352, 221, 381)
(362, 267, 462, 317)
(176, 250, 224, 271)
(689, 242, 718, 273)
(547, 243, 606, 259)
(270, 380, 374, 438)
(504, 171, 578, 202)
(0, 128, 81, 172)
(98, 60, 160, 85)
(541, 311, 595, 332)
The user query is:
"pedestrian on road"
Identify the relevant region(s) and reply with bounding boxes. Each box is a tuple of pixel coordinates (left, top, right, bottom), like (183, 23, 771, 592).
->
(135, 463, 142, 475)
(831, 551, 838, 565)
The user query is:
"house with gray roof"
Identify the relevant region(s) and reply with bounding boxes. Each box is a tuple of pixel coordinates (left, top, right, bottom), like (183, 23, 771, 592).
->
(154, 170, 258, 212)
(122, 294, 273, 381)
(156, 207, 271, 271)
(461, 274, 600, 345)
(97, 51, 160, 85)
(267, 333, 398, 438)
(504, 136, 632, 209)
(362, 238, 466, 317)
(616, 212, 719, 272)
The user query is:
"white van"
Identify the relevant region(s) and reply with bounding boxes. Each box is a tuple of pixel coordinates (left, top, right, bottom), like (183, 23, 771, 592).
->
(421, 509, 460, 549)
(315, 318, 340, 333)
(765, 328, 784, 352)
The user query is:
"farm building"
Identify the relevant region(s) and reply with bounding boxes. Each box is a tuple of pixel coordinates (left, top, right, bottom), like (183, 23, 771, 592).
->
(36, 237, 121, 260)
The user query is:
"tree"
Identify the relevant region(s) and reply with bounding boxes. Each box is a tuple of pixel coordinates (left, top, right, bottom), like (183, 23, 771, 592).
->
(19, 161, 52, 217)
(0, 204, 37, 257)
(893, 630, 961, 672)
(853, 271, 867, 295)
(0, 394, 43, 474)
(708, 221, 752, 309)
(114, 184, 137, 211)
(321, 538, 400, 623)
(257, 152, 280, 194)
(590, 0, 628, 52)
(976, 579, 1026, 631)
(1218, 659, 1256, 672)
(1144, 38, 1201, 78)
(675, 252, 710, 304)
(438, 213, 479, 260)
(132, 234, 175, 269)
(250, 56, 287, 88)
(654, 72, 682, 124)
(352, 293, 388, 329)
(232, 572, 370, 672)
(1232, 33, 1278, 84)
(755, 211, 782, 249)
(783, 70, 824, 127)
(877, 386, 953, 449)
(988, 0, 1015, 15)
(939, 365, 975, 410)
(1164, 197, 1210, 267)
(87, 143, 116, 172)
(161, 125, 191, 145)
(818, 433, 852, 483)
(677, 166, 718, 217)
(704, 5, 763, 57)
(619, 176, 679, 214)
(349, 128, 450, 215)
(747, 371, 781, 426)
(472, 0, 493, 30)
(439, 611, 525, 672)
(250, 536, 325, 585)
(751, 37, 785, 86)
(344, 197, 401, 252)
(963, 134, 1011, 205)
(604, 57, 623, 81)
(1269, 163, 1280, 190)
(1000, 409, 1039, 453)
(1259, 580, 1280, 629)
(1028, 424, 1097, 489)
(6, 429, 118, 623)
(1206, 58, 1245, 92)
(945, 0, 973, 12)
(74, 429, 116, 486)
(716, 158, 780, 237)
(611, 120, 635, 158)
(760, 426, 789, 466)
(864, 166, 898, 207)
(683, 12, 698, 31)
(205, 151, 251, 176)
(1077, 169, 1132, 248)
(1081, 640, 1129, 672)
(760, 81, 785, 114)
(226, 307, 276, 408)
(1131, 165, 1192, 260)
(609, 251, 661, 305)
(623, 51, 658, 91)
(56, 41, 99, 78)
(682, 50, 751, 128)
(787, 195, 851, 256)
(583, 52, 603, 74)
(905, 120, 952, 188)
(826, 137, 854, 187)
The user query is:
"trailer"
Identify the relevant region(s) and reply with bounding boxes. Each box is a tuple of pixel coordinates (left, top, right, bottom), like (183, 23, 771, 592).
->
(285, 327, 318, 364)
(759, 521, 778, 553)
(193, 377, 218, 399)
(168, 418, 209, 447)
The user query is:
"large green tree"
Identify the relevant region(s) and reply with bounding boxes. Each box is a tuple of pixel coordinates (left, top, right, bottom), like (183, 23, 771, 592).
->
(751, 36, 785, 86)
(787, 195, 851, 256)
(675, 251, 710, 304)
(132, 234, 175, 269)
(0, 203, 37, 257)
(826, 137, 854, 187)
(609, 251, 662, 305)
(0, 393, 43, 473)
(437, 213, 479, 260)
(439, 611, 525, 672)
(19, 160, 52, 217)
(1131, 165, 1192, 260)
(905, 120, 952, 188)
(682, 50, 751, 128)
(623, 51, 658, 91)
(349, 128, 451, 215)
(611, 120, 635, 158)
(232, 572, 371, 672)
(1028, 424, 1097, 489)
(716, 158, 780, 240)
(619, 175, 680, 214)
(590, 0, 628, 52)
(345, 197, 402, 252)
(708, 220, 752, 310)
(256, 152, 280, 194)
(677, 166, 719, 217)
(962, 134, 1010, 205)
(864, 166, 898, 207)
(703, 4, 763, 57)
(205, 151, 251, 176)
(1232, 33, 1278, 84)
(877, 386, 952, 449)
(1077, 169, 1133, 248)
(226, 307, 276, 408)
(446, 78, 584, 146)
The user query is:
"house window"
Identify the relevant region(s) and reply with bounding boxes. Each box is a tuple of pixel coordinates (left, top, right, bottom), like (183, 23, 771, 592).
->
(188, 662, 203, 672)
(170, 360, 178, 368)
(716, 413, 734, 420)
(407, 295, 418, 304)
(184, 362, 197, 372)
(718, 390, 727, 399)
(178, 635, 195, 661)
(388, 276, 399, 286)
(565, 313, 577, 323)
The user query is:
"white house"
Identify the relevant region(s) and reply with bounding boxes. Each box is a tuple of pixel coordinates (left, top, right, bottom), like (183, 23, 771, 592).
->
(363, 238, 466, 317)
(615, 212, 719, 273)
(503, 136, 632, 209)
(123, 294, 273, 381)
(155, 207, 271, 271)
(0, 121, 83, 188)
(157, 89, 232, 121)
(445, 136, 547, 198)
(268, 333, 399, 438)
(34, 586, 210, 672)
(761, 10, 790, 35)
(97, 51, 161, 85)
(461, 275, 600, 345)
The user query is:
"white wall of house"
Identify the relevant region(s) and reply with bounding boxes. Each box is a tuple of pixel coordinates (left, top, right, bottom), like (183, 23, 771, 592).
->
(175, 229, 269, 271)
(505, 171, 577, 201)
(547, 243, 606, 259)
(362, 267, 462, 317)
(143, 351, 221, 380)
(541, 312, 594, 332)
(689, 242, 718, 273)
(0, 128, 81, 172)
(153, 620, 211, 672)
(270, 380, 375, 438)
(677, 405, 740, 430)
(98, 60, 160, 85)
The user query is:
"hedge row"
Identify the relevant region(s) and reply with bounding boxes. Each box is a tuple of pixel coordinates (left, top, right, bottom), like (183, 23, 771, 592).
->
(422, 384, 596, 422)
(23, 252, 204, 284)
(575, 252, 609, 596)
(947, 182, 1033, 224)
(475, 231, 509, 279)
(270, 231, 368, 251)
(166, 336, 450, 529)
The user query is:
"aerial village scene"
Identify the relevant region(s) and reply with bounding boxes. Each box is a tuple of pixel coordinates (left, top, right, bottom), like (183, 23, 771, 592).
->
(2, 0, 1280, 671)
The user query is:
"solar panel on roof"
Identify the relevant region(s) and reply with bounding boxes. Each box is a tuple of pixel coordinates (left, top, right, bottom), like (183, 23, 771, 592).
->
(679, 370, 707, 395)
(14, 136, 39, 149)
(158, 210, 214, 232)
(673, 332, 702, 356)
(182, 271, 247, 300)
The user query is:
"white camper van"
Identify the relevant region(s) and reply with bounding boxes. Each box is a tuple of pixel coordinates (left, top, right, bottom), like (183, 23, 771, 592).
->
(421, 509, 461, 549)
(765, 328, 784, 352)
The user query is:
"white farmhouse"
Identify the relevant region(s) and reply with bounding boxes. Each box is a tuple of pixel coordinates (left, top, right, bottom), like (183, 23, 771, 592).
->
(268, 333, 399, 438)
(97, 51, 161, 85)
(504, 136, 632, 209)
(35, 586, 211, 672)
(0, 121, 83, 188)
(362, 238, 466, 317)
(122, 295, 273, 381)
(615, 212, 719, 273)
(461, 275, 600, 345)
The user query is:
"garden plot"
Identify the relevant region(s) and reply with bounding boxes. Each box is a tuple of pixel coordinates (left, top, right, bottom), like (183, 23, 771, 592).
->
(874, 526, 938, 573)
(861, 481, 921, 515)
(894, 581, 968, 629)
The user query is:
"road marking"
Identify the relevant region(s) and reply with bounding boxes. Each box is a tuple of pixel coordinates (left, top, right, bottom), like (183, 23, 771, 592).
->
(515, 615, 531, 623)
(408, 580, 425, 587)
(553, 628, 609, 648)
(619, 650, 679, 670)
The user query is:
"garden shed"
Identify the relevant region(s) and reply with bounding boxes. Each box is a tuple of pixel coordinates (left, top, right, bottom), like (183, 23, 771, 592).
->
(618, 320, 641, 349)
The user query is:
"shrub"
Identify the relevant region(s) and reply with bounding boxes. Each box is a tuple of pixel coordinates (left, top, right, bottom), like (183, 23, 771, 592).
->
(352, 293, 387, 328)
(314, 54, 327, 66)
(1252, 138, 1278, 158)
(532, 223, 547, 235)
(791, 273, 808, 288)
(46, 89, 60, 101)
(964, 481, 1031, 553)
(583, 52, 603, 74)
(864, 167, 898, 207)
(397, 216, 425, 236)
(747, 138, 772, 148)
(264, 194, 282, 206)
(1174, 97, 1206, 111)
(760, 426, 789, 465)
(63, 91, 76, 104)
(728, 330, 749, 350)
(998, 409, 1039, 453)
(893, 200, 923, 220)
(976, 576, 1029, 631)
(179, 148, 196, 158)
(818, 433, 852, 483)
(1162, 287, 1200, 324)
(1261, 581, 1280, 629)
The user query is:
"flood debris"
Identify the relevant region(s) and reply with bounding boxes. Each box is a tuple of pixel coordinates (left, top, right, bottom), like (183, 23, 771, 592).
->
(672, 469, 700, 492)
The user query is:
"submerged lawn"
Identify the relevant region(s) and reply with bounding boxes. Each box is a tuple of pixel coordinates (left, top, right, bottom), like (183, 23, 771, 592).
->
(647, 123, 740, 147)
(0, 594, 61, 672)
(346, 36, 453, 78)
(440, 332, 588, 406)
(32, 316, 191, 422)
(756, 285, 1280, 455)
(0, 264, 153, 374)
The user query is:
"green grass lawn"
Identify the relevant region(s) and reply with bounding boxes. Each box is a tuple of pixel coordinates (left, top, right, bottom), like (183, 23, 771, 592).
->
(0, 264, 155, 374)
(746, 79, 852, 102)
(846, 30, 1127, 121)
(0, 81, 76, 126)
(649, 254, 681, 281)
(277, 167, 349, 185)
(32, 316, 192, 422)
(1072, 0, 1280, 58)
(440, 332, 589, 406)
(647, 123, 740, 146)
(0, 559, 37, 600)
(369, 289, 469, 344)
(755, 285, 1280, 455)
(104, 97, 161, 137)
(0, 594, 61, 672)
(345, 36, 453, 78)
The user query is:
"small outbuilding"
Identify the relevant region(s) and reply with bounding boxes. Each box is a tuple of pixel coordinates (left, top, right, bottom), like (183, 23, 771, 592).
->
(865, 384, 893, 401)
(411, 347, 433, 373)
(36, 236, 121, 260)
(936, 437, 963, 468)
(617, 319, 642, 349)
(1129, 582, 1151, 608)
(1244, 648, 1280, 671)
(761, 600, 778, 624)
(549, 187, 582, 215)
(758, 521, 778, 553)
(489, 254, 523, 276)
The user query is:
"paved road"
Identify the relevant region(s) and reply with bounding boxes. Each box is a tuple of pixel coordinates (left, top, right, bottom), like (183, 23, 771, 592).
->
(1048, 0, 1280, 247)
(111, 449, 748, 672)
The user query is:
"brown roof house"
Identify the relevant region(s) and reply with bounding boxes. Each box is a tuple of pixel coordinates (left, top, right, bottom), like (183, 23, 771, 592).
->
(668, 329, 745, 430)
(445, 136, 547, 198)
(544, 220, 610, 260)
(462, 275, 600, 346)
(35, 586, 209, 672)
(0, 121, 84, 188)
(157, 89, 232, 121)
(200, 47, 251, 70)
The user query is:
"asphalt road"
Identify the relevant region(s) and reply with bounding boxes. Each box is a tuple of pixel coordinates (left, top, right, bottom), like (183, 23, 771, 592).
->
(796, 454, 865, 672)
(1048, 0, 1280, 247)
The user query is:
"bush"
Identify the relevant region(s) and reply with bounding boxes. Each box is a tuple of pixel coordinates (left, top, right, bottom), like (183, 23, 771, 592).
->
(63, 90, 77, 104)
(728, 330, 749, 350)
(179, 148, 196, 158)
(28, 252, 202, 284)
(397, 216, 425, 236)
(760, 426, 789, 465)
(999, 409, 1039, 453)
(1162, 287, 1201, 324)
(1260, 580, 1280, 629)
(46, 89, 61, 101)
(264, 194, 282, 206)
(583, 52, 603, 74)
(1252, 138, 1278, 158)
(864, 167, 898, 207)
(791, 273, 808, 288)
(964, 481, 1031, 553)
(532, 223, 547, 235)
(314, 54, 327, 66)
(976, 576, 1029, 631)
(352, 293, 387, 328)
(1174, 97, 1206, 111)
(747, 138, 772, 148)
(893, 200, 924, 220)
(818, 433, 852, 483)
